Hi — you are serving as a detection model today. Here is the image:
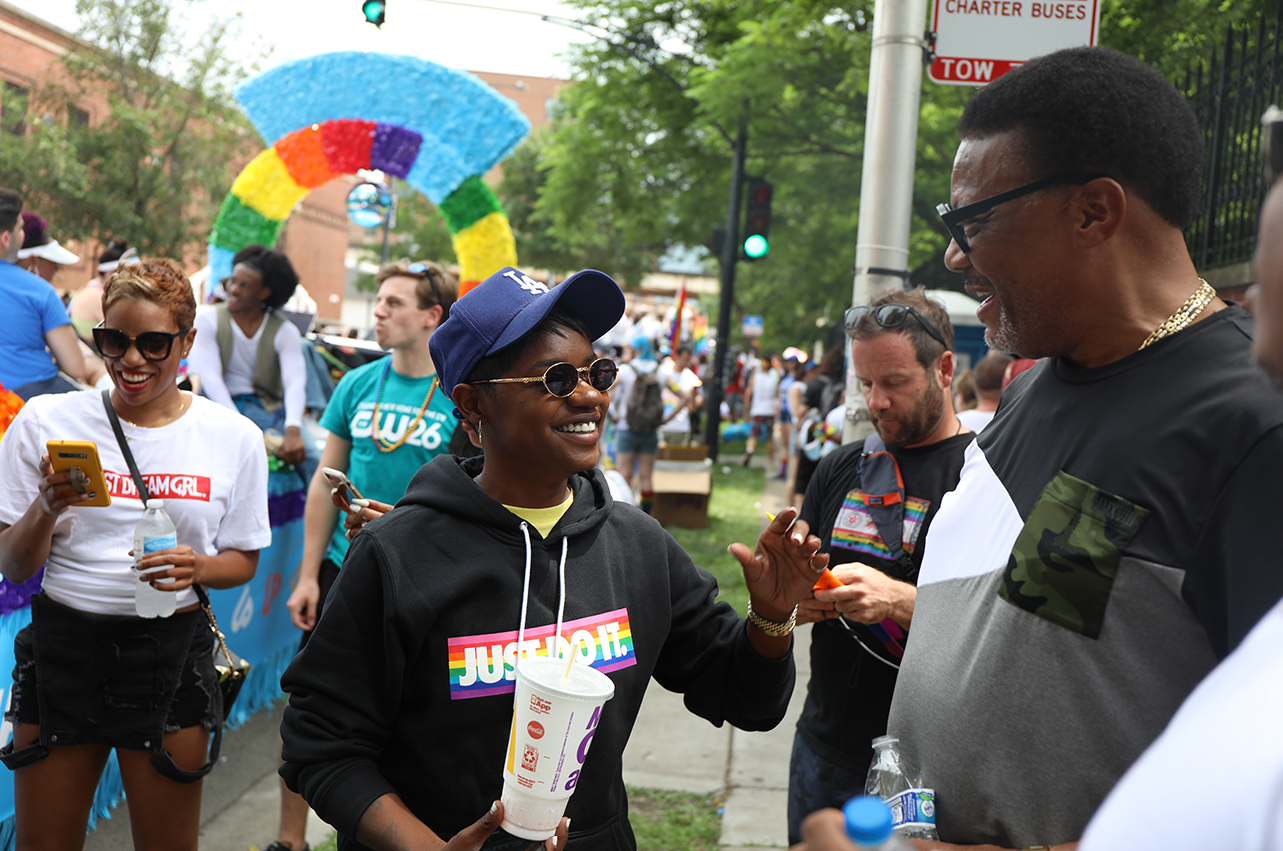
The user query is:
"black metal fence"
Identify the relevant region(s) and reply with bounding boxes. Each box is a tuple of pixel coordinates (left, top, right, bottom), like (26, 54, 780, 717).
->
(1184, 6, 1282, 275)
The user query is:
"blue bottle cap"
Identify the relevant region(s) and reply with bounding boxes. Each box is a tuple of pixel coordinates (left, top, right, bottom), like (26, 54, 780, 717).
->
(844, 795, 894, 845)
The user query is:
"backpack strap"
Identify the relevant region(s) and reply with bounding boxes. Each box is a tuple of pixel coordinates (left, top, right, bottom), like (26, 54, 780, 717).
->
(857, 431, 911, 570)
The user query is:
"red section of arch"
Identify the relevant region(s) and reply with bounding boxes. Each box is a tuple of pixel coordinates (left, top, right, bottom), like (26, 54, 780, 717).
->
(274, 125, 339, 189)
(322, 119, 376, 174)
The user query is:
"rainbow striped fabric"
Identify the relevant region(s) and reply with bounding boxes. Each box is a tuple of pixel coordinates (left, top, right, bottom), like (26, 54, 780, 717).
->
(448, 608, 636, 700)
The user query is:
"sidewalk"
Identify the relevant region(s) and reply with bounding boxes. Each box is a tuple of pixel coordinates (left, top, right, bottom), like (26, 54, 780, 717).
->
(84, 458, 801, 851)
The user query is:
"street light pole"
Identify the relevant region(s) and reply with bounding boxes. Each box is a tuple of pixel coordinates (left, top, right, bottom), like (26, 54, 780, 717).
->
(844, 0, 931, 444)
(703, 117, 748, 460)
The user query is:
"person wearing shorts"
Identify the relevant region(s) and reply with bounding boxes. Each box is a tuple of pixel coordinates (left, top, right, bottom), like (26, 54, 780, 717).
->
(0, 259, 268, 851)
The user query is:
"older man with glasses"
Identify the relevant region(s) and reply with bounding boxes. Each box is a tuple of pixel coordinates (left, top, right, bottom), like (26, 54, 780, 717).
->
(785, 288, 974, 845)
(871, 47, 1283, 851)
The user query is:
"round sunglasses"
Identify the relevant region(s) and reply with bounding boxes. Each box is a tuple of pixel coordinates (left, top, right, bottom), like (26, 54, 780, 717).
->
(471, 357, 618, 397)
(92, 323, 190, 362)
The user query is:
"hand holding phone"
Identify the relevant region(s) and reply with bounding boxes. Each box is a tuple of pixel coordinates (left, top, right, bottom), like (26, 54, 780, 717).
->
(46, 440, 111, 508)
(322, 467, 365, 514)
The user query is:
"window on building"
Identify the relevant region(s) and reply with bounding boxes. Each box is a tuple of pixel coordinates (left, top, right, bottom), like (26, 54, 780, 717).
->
(68, 106, 89, 128)
(2, 82, 29, 136)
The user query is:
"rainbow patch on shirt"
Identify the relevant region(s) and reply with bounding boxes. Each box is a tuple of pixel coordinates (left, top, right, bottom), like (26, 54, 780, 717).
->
(830, 490, 930, 559)
(447, 608, 635, 700)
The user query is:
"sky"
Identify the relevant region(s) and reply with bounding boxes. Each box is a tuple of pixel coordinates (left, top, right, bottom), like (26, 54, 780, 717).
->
(7, 0, 597, 80)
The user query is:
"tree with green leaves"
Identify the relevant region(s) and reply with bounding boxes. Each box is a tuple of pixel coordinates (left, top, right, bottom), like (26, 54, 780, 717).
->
(0, 0, 263, 261)
(506, 0, 1278, 355)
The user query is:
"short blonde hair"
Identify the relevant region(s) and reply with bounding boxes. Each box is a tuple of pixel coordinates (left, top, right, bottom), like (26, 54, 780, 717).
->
(103, 259, 196, 330)
(375, 260, 459, 318)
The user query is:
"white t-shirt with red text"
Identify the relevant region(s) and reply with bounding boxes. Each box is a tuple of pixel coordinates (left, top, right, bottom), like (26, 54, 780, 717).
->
(0, 390, 271, 615)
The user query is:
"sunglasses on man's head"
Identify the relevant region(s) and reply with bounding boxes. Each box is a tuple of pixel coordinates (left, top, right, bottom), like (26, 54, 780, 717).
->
(92, 324, 189, 362)
(470, 358, 619, 397)
(844, 304, 949, 350)
(406, 261, 442, 306)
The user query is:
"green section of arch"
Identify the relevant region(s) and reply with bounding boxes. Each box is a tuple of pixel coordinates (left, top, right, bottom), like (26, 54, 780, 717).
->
(439, 176, 504, 233)
(211, 195, 284, 251)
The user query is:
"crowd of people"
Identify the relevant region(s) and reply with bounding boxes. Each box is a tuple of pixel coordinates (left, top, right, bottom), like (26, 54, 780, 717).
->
(0, 43, 1280, 851)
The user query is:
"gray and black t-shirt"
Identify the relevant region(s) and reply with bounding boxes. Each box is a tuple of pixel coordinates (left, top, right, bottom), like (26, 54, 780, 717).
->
(888, 304, 1283, 848)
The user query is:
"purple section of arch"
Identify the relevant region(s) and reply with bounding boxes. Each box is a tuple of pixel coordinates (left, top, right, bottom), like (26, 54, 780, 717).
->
(371, 124, 424, 179)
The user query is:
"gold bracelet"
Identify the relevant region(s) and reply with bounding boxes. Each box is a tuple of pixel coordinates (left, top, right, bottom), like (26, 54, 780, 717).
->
(1025, 846, 1052, 851)
(746, 601, 798, 637)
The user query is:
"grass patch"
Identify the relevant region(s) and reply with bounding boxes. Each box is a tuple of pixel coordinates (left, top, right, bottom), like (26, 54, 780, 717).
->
(310, 787, 723, 851)
(664, 438, 764, 615)
(627, 786, 724, 851)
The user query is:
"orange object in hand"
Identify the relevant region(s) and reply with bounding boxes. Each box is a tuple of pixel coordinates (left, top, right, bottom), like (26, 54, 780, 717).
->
(812, 569, 843, 591)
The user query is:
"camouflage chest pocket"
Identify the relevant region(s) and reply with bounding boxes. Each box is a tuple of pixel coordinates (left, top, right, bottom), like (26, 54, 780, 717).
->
(999, 471, 1149, 639)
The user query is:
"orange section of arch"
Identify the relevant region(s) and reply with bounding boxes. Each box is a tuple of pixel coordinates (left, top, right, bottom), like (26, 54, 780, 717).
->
(274, 125, 339, 189)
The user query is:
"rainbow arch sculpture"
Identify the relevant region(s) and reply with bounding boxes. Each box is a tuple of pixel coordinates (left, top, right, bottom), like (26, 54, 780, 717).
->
(208, 52, 532, 294)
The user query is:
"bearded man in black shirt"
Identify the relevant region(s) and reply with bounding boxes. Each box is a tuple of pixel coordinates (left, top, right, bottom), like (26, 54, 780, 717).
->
(786, 287, 974, 844)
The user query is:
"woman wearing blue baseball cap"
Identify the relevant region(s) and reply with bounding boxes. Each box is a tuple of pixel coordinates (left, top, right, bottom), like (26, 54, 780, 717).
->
(280, 266, 830, 851)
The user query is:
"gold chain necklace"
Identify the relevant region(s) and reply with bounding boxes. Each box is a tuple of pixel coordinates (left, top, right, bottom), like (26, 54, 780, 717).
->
(370, 359, 438, 453)
(1138, 279, 1217, 350)
(116, 392, 191, 428)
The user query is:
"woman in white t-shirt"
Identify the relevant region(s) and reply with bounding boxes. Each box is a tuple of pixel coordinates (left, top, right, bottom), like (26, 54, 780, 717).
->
(0, 259, 270, 850)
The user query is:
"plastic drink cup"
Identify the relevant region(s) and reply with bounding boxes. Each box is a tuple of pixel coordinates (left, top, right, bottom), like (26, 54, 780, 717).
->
(500, 654, 616, 840)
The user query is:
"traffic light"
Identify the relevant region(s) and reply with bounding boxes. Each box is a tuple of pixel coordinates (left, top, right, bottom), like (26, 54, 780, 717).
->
(742, 178, 773, 260)
(362, 0, 386, 27)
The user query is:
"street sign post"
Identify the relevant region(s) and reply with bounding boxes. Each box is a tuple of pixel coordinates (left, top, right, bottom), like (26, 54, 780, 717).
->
(741, 315, 764, 338)
(927, 0, 1101, 86)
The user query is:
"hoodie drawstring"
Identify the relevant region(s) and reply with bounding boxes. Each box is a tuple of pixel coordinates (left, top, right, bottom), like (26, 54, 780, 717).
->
(516, 523, 570, 665)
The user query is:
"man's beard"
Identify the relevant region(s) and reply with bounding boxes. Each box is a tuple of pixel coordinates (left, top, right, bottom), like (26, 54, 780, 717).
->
(871, 379, 946, 447)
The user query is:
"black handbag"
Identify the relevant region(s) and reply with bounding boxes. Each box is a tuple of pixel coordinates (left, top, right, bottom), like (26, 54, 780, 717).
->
(102, 390, 251, 721)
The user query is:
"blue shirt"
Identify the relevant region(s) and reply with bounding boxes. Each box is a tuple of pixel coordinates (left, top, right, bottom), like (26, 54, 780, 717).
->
(319, 356, 457, 566)
(0, 260, 72, 389)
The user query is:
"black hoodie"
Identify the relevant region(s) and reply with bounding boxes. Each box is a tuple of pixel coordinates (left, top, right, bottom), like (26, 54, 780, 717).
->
(280, 454, 795, 850)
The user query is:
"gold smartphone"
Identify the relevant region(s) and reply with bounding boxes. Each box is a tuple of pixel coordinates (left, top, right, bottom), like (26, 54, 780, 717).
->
(322, 466, 365, 512)
(47, 440, 112, 507)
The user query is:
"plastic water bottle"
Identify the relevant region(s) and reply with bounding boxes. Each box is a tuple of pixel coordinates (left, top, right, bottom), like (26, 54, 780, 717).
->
(864, 735, 939, 841)
(134, 499, 177, 618)
(843, 796, 914, 850)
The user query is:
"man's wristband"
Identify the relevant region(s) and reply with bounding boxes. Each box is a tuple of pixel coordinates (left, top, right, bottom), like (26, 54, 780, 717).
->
(1024, 846, 1052, 851)
(746, 601, 798, 637)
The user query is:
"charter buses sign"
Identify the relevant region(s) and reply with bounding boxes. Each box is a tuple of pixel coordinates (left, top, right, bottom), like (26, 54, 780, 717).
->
(929, 0, 1101, 86)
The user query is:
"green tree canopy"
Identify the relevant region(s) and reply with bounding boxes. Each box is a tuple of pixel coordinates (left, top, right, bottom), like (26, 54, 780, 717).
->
(508, 0, 1278, 355)
(0, 0, 263, 261)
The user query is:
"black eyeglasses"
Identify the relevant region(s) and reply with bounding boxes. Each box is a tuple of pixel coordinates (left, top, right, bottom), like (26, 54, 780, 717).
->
(935, 174, 1101, 253)
(471, 358, 619, 397)
(92, 324, 190, 361)
(407, 262, 442, 307)
(844, 304, 949, 350)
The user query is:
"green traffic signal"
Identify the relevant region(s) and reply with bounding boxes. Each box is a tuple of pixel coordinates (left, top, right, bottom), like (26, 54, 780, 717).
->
(743, 234, 769, 258)
(362, 0, 386, 26)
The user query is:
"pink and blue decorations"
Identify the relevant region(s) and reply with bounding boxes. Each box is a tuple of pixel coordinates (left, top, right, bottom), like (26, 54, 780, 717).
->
(209, 52, 532, 295)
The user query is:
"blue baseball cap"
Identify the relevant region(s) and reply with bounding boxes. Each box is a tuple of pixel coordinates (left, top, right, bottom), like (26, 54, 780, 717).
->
(431, 266, 626, 399)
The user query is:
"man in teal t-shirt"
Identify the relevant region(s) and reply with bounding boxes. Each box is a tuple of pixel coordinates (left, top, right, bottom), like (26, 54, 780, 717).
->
(270, 260, 458, 851)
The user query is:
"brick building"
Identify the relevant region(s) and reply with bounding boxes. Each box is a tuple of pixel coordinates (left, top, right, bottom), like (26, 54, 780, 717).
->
(0, 1, 568, 323)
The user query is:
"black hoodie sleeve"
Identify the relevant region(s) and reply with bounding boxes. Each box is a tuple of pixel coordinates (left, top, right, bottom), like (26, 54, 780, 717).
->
(651, 532, 796, 731)
(278, 532, 404, 839)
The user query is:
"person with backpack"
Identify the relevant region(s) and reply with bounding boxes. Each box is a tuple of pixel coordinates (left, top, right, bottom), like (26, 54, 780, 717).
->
(786, 289, 973, 844)
(610, 335, 663, 513)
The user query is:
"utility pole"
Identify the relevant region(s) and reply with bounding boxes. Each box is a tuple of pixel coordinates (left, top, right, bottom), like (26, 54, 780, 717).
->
(843, 0, 931, 444)
(703, 118, 748, 460)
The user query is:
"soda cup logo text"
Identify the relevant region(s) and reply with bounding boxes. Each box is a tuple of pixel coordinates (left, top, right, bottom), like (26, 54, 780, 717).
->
(527, 721, 545, 739)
